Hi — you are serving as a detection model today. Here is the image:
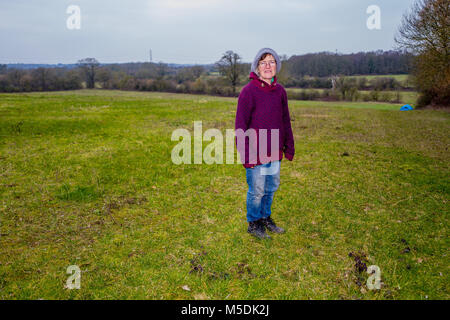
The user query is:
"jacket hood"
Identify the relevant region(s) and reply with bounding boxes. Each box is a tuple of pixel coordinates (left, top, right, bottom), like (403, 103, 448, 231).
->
(251, 48, 282, 76)
(249, 71, 278, 91)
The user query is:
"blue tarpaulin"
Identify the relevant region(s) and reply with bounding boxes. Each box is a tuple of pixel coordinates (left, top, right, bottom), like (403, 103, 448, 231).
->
(400, 104, 414, 111)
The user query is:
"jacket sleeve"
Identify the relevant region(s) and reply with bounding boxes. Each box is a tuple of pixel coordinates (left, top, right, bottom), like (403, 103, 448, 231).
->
(235, 87, 256, 165)
(235, 87, 253, 133)
(281, 88, 295, 161)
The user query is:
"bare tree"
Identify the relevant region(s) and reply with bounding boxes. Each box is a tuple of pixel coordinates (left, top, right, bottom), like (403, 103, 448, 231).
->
(31, 68, 52, 91)
(156, 62, 168, 80)
(6, 69, 24, 88)
(395, 0, 449, 107)
(0, 64, 7, 75)
(395, 0, 449, 55)
(190, 65, 204, 79)
(276, 54, 290, 84)
(175, 65, 204, 83)
(78, 58, 100, 89)
(96, 67, 112, 89)
(216, 50, 243, 95)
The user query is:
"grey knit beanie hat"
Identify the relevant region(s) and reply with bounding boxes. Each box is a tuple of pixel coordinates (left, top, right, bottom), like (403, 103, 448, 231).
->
(251, 48, 281, 76)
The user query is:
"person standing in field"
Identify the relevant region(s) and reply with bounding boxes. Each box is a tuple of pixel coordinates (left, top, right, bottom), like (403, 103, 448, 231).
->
(235, 48, 295, 240)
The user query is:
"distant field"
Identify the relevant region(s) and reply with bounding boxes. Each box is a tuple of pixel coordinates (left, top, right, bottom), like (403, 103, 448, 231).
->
(300, 74, 410, 82)
(286, 88, 418, 106)
(0, 90, 448, 299)
(351, 74, 410, 81)
(239, 74, 416, 104)
(358, 90, 418, 105)
(350, 74, 414, 88)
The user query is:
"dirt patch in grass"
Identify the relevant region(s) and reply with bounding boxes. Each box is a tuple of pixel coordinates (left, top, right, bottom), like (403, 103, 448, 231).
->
(102, 195, 148, 214)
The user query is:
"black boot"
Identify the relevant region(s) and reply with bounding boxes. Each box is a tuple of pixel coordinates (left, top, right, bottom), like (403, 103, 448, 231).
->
(261, 217, 285, 234)
(248, 220, 271, 239)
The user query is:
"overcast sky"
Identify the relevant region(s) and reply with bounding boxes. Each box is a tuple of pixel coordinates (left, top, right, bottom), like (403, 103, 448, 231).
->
(0, 0, 416, 64)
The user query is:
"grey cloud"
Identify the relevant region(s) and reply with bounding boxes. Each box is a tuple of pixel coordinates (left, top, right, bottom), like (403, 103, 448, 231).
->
(0, 0, 416, 64)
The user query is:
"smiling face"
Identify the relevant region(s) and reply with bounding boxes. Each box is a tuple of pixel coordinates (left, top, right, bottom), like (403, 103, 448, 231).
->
(257, 54, 277, 83)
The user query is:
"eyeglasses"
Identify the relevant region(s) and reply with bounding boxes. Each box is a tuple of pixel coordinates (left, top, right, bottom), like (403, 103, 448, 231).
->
(259, 60, 276, 68)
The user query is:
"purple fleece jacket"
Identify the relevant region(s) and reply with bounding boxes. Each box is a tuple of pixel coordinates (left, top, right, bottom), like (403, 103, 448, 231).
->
(235, 72, 295, 168)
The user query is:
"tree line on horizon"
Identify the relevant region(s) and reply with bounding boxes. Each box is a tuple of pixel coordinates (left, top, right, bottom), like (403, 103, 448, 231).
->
(288, 50, 413, 77)
(0, 50, 411, 92)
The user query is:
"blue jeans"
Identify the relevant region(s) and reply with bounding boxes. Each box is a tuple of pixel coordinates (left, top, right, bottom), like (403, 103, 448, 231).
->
(245, 160, 281, 222)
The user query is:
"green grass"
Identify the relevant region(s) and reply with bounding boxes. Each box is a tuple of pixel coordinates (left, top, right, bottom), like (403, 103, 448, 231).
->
(0, 89, 448, 300)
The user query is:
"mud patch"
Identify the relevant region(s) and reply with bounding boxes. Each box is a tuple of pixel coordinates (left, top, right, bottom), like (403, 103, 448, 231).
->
(102, 195, 148, 214)
(348, 251, 369, 286)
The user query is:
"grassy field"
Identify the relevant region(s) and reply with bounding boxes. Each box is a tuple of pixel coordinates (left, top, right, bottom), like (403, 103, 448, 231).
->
(0, 90, 448, 299)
